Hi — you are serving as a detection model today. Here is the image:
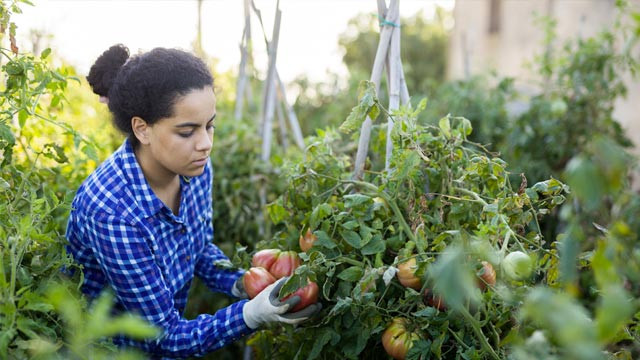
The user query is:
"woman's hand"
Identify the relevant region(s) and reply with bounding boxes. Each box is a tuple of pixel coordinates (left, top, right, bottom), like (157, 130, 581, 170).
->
(242, 277, 322, 329)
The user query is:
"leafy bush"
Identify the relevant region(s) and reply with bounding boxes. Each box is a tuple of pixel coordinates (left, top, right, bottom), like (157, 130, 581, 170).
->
(0, 2, 155, 358)
(244, 89, 576, 359)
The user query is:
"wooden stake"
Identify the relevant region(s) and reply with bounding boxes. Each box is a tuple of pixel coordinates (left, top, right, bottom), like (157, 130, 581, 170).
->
(276, 72, 305, 149)
(353, 0, 399, 180)
(385, 0, 401, 171)
(276, 90, 289, 151)
(235, 0, 252, 120)
(260, 5, 282, 163)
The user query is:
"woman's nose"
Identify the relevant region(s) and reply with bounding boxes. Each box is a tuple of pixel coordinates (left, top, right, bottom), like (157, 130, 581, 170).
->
(195, 128, 213, 152)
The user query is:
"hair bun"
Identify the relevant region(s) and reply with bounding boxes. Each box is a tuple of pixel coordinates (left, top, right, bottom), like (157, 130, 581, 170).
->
(86, 44, 129, 97)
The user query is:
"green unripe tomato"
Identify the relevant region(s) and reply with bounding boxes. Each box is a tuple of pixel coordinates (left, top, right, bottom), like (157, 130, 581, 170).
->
(502, 251, 533, 280)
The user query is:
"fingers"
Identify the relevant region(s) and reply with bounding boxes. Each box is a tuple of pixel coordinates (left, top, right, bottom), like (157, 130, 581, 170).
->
(277, 303, 323, 324)
(268, 277, 288, 300)
(282, 302, 323, 320)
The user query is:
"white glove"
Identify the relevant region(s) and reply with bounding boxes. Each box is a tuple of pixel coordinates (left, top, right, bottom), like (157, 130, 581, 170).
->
(242, 277, 322, 329)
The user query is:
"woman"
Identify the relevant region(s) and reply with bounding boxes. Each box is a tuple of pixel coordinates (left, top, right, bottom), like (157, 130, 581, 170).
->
(65, 44, 320, 358)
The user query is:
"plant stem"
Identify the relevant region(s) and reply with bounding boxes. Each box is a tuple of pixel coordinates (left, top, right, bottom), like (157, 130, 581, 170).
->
(336, 256, 365, 267)
(458, 307, 501, 360)
(343, 179, 420, 249)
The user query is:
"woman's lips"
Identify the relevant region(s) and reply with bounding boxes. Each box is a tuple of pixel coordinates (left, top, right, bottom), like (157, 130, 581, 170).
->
(192, 158, 208, 166)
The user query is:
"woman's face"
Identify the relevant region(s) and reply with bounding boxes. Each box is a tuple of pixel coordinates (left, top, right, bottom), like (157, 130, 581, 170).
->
(145, 86, 216, 178)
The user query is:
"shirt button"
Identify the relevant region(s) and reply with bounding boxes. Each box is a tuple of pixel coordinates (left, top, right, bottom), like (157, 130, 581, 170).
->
(185, 255, 191, 261)
(181, 228, 187, 234)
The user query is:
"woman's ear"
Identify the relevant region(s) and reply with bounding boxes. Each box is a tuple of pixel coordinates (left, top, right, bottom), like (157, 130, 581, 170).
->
(131, 116, 151, 145)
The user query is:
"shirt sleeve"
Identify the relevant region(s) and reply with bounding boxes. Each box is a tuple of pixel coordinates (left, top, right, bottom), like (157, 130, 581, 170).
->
(194, 242, 245, 296)
(195, 157, 245, 296)
(85, 212, 253, 357)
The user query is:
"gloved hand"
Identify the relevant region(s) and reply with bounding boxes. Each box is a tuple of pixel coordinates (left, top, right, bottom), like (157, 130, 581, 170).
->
(242, 277, 322, 329)
(231, 275, 248, 299)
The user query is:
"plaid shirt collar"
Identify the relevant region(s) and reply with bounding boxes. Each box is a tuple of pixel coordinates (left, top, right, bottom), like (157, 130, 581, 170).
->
(119, 139, 191, 220)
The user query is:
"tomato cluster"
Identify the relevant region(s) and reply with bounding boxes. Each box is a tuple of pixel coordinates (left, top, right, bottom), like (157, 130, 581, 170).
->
(243, 249, 319, 312)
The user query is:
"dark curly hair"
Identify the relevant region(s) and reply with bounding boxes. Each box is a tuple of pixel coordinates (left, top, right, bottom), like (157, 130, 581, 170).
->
(86, 44, 214, 147)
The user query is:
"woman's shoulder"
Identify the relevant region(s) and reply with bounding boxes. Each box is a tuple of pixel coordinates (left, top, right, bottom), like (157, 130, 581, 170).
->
(72, 142, 132, 217)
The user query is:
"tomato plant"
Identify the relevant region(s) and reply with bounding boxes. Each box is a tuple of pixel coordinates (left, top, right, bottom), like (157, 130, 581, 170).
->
(247, 89, 570, 359)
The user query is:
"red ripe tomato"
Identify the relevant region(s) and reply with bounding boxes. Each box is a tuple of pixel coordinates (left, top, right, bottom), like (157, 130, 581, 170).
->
(269, 251, 301, 279)
(397, 258, 421, 290)
(476, 261, 497, 290)
(423, 288, 446, 311)
(382, 318, 420, 360)
(242, 267, 276, 299)
(299, 229, 317, 252)
(251, 249, 281, 269)
(282, 281, 319, 312)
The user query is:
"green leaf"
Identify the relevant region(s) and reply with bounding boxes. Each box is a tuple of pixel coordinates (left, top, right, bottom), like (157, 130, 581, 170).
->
(267, 201, 288, 224)
(428, 246, 479, 310)
(0, 178, 9, 192)
(16, 317, 40, 339)
(337, 266, 364, 282)
(309, 329, 335, 360)
(18, 109, 29, 128)
(314, 230, 337, 249)
(340, 220, 359, 230)
(521, 287, 601, 360)
(412, 307, 436, 318)
(310, 203, 332, 229)
(565, 156, 605, 211)
(595, 284, 633, 344)
(412, 98, 428, 117)
(341, 230, 362, 249)
(102, 315, 159, 340)
(407, 339, 431, 360)
(339, 81, 378, 134)
(0, 122, 15, 145)
(360, 234, 385, 255)
(328, 297, 352, 318)
(343, 194, 370, 208)
(40, 48, 51, 59)
(438, 116, 451, 138)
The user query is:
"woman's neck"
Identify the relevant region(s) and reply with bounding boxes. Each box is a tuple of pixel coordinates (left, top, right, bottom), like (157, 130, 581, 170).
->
(134, 145, 181, 213)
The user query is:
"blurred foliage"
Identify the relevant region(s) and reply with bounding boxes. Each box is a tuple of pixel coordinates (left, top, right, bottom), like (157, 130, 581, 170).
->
(0, 1, 154, 358)
(503, 17, 637, 185)
(422, 75, 515, 150)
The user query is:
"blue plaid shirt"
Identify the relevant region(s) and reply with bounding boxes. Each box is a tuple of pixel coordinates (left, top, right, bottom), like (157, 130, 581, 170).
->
(65, 139, 253, 358)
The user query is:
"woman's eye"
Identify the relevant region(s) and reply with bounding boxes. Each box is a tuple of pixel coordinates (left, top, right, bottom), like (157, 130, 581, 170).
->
(179, 132, 193, 138)
(207, 124, 215, 131)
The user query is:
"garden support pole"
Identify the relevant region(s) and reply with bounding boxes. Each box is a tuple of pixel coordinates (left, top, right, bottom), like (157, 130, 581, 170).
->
(251, 0, 303, 151)
(276, 72, 305, 149)
(260, 4, 281, 163)
(378, 0, 410, 106)
(276, 90, 289, 151)
(235, 0, 252, 120)
(353, 0, 399, 180)
(385, 0, 401, 171)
